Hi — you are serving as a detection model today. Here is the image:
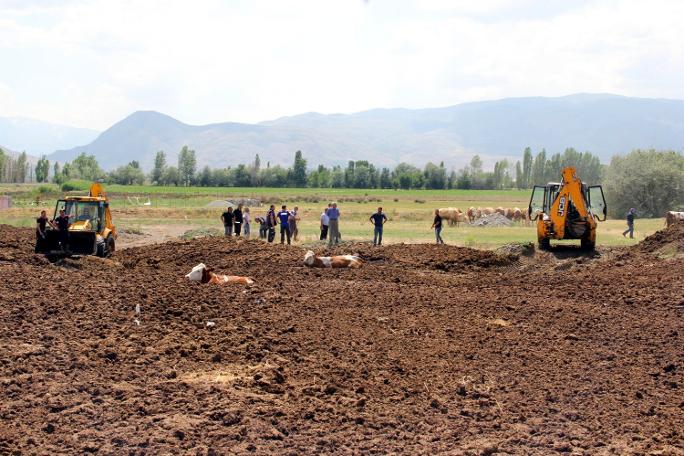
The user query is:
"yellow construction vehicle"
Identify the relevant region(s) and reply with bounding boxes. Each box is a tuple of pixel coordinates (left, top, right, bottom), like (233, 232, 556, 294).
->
(528, 167, 606, 250)
(45, 182, 117, 257)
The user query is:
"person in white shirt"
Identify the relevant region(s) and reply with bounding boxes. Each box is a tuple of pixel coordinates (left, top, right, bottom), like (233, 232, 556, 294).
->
(320, 204, 330, 240)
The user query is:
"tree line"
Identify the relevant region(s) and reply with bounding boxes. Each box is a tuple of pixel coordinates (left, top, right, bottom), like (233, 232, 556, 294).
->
(102, 146, 605, 190)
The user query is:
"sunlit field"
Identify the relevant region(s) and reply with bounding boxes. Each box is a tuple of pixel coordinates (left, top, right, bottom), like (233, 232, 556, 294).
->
(0, 183, 666, 248)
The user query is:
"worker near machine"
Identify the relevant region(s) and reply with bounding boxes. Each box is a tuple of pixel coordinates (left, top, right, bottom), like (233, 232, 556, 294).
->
(221, 207, 234, 237)
(432, 209, 444, 244)
(327, 202, 341, 247)
(54, 209, 71, 250)
(369, 207, 388, 246)
(623, 208, 636, 239)
(266, 205, 277, 243)
(35, 210, 51, 253)
(289, 206, 300, 242)
(278, 205, 291, 245)
(234, 204, 243, 237)
(320, 204, 330, 240)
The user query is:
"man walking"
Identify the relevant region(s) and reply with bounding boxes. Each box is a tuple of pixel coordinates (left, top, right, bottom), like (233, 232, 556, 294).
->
(320, 205, 330, 240)
(432, 208, 444, 244)
(622, 207, 636, 239)
(233, 204, 243, 237)
(266, 205, 277, 243)
(221, 207, 234, 237)
(327, 202, 340, 247)
(278, 205, 291, 245)
(369, 207, 388, 246)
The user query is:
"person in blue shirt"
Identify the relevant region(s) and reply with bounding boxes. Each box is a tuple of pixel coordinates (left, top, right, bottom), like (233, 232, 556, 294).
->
(277, 205, 291, 245)
(369, 207, 388, 246)
(326, 202, 341, 247)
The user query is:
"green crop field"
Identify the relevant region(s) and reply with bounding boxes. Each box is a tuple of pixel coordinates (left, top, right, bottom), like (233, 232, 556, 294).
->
(0, 182, 665, 248)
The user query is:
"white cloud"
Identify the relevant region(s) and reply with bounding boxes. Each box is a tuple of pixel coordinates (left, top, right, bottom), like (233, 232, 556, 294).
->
(0, 0, 682, 129)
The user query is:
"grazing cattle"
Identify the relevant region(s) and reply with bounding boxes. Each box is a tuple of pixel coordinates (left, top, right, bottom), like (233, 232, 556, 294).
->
(185, 263, 254, 285)
(512, 207, 522, 222)
(504, 208, 514, 219)
(457, 211, 469, 225)
(495, 207, 506, 216)
(476, 207, 483, 219)
(482, 207, 495, 216)
(665, 211, 684, 227)
(304, 250, 364, 268)
(467, 207, 477, 223)
(438, 207, 461, 226)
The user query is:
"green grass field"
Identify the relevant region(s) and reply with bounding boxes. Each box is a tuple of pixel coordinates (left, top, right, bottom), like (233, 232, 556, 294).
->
(0, 182, 665, 248)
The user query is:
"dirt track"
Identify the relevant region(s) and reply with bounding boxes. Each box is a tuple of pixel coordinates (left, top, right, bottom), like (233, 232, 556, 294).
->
(0, 224, 683, 455)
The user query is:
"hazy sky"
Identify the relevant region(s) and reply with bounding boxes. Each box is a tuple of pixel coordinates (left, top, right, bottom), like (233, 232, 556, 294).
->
(1, 0, 682, 130)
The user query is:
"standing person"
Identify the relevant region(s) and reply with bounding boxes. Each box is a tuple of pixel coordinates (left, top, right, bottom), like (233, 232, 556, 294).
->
(256, 216, 268, 239)
(266, 205, 277, 243)
(221, 207, 234, 237)
(320, 205, 330, 240)
(35, 210, 51, 253)
(623, 207, 636, 239)
(54, 209, 71, 251)
(432, 209, 444, 244)
(243, 207, 251, 239)
(327, 202, 340, 247)
(277, 205, 291, 245)
(233, 204, 243, 237)
(289, 206, 300, 242)
(369, 207, 388, 246)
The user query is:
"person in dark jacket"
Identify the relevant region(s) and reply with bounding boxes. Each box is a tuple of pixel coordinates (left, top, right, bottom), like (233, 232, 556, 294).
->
(233, 204, 243, 237)
(431, 209, 444, 244)
(35, 210, 52, 253)
(622, 207, 636, 239)
(54, 209, 72, 250)
(221, 207, 234, 237)
(266, 205, 277, 243)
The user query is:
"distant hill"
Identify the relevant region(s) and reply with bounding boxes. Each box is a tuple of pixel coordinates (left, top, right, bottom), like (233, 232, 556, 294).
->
(0, 117, 100, 156)
(49, 94, 684, 170)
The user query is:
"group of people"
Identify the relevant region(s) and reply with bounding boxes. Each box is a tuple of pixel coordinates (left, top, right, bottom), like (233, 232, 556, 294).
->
(35, 209, 71, 252)
(224, 204, 300, 244)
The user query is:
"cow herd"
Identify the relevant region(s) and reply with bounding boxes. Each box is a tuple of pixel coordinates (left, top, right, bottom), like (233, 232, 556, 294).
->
(437, 206, 531, 227)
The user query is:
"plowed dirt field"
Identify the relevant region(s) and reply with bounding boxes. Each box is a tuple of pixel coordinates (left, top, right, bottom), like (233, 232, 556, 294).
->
(1, 224, 683, 455)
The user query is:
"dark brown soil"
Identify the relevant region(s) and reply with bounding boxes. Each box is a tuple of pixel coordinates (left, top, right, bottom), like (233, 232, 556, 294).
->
(1, 224, 683, 455)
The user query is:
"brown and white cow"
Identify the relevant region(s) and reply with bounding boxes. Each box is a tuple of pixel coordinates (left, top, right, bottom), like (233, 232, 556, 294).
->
(304, 250, 364, 268)
(482, 207, 495, 216)
(665, 211, 684, 227)
(185, 263, 255, 285)
(512, 207, 522, 222)
(467, 207, 477, 223)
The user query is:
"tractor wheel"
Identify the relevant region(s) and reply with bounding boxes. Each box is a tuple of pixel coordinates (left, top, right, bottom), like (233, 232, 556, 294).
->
(96, 237, 106, 257)
(105, 235, 115, 257)
(538, 237, 551, 251)
(581, 236, 595, 251)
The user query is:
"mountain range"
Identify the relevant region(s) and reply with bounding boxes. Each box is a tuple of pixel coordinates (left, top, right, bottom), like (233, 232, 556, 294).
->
(12, 94, 684, 170)
(0, 117, 99, 156)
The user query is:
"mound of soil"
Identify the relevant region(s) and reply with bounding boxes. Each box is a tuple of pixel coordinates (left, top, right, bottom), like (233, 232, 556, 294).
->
(636, 221, 684, 256)
(1, 225, 683, 454)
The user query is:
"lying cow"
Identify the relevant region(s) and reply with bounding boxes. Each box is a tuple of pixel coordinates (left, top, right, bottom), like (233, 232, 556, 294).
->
(185, 263, 254, 285)
(666, 211, 684, 227)
(304, 250, 364, 268)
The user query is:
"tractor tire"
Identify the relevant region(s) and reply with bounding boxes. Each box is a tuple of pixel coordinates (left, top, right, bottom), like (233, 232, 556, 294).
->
(106, 235, 115, 257)
(581, 236, 595, 251)
(96, 237, 106, 257)
(538, 238, 551, 251)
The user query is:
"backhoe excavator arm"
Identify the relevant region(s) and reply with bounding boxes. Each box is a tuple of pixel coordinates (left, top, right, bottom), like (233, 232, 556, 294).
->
(548, 167, 595, 240)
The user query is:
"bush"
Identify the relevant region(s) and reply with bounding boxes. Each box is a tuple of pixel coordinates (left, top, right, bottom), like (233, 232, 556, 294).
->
(61, 180, 90, 192)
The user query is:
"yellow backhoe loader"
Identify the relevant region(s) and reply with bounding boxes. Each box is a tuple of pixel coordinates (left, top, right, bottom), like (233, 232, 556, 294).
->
(528, 167, 606, 250)
(44, 182, 117, 257)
